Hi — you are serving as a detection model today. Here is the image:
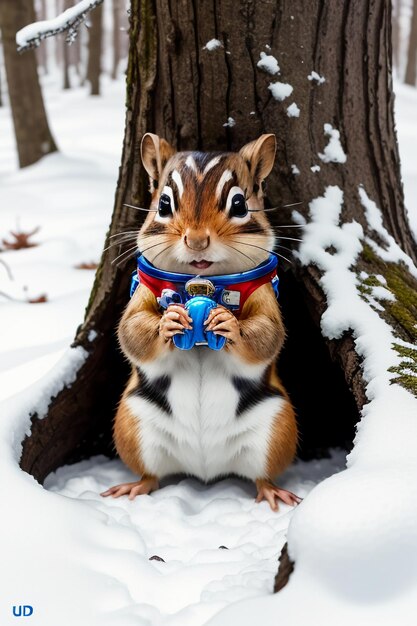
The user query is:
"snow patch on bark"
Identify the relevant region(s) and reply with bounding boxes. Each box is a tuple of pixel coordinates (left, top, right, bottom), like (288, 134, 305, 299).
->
(223, 117, 236, 128)
(359, 186, 417, 279)
(203, 39, 223, 51)
(319, 124, 347, 164)
(307, 70, 326, 84)
(268, 82, 293, 101)
(257, 52, 280, 75)
(286, 102, 300, 117)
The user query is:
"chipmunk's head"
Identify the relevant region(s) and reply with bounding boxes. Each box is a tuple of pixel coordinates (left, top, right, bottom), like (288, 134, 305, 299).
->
(138, 133, 277, 275)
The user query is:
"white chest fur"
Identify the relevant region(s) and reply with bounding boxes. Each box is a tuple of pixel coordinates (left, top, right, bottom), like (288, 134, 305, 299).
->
(126, 347, 284, 482)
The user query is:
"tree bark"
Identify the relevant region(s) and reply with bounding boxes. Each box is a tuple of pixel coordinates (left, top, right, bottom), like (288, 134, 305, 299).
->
(0, 0, 58, 168)
(86, 1, 103, 95)
(405, 0, 417, 85)
(19, 0, 417, 592)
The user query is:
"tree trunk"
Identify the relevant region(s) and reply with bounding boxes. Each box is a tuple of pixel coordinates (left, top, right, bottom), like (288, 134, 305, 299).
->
(392, 0, 401, 73)
(19, 0, 417, 590)
(0, 0, 58, 168)
(86, 1, 103, 95)
(111, 0, 121, 79)
(36, 0, 49, 74)
(63, 36, 71, 89)
(405, 0, 417, 85)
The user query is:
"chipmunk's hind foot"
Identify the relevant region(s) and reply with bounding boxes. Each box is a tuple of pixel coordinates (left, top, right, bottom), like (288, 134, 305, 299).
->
(100, 475, 159, 500)
(255, 479, 302, 512)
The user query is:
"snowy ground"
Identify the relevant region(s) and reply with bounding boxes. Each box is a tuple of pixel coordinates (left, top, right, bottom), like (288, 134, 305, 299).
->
(0, 71, 416, 626)
(43, 452, 345, 625)
(395, 82, 417, 238)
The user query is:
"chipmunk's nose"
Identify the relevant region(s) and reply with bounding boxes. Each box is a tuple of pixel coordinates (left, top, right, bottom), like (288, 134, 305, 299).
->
(184, 229, 210, 251)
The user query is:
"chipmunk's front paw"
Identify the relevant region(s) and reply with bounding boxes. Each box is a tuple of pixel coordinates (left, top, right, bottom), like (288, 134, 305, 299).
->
(100, 476, 159, 500)
(204, 306, 240, 344)
(255, 479, 302, 512)
(159, 304, 192, 342)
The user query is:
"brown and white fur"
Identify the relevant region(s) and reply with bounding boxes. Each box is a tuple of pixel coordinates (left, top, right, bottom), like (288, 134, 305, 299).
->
(101, 133, 299, 511)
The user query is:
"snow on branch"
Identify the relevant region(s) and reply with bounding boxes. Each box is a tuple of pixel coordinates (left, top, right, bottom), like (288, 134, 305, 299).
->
(16, 0, 104, 53)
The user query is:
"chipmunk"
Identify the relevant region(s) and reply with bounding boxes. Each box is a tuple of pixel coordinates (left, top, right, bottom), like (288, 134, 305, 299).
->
(101, 133, 300, 511)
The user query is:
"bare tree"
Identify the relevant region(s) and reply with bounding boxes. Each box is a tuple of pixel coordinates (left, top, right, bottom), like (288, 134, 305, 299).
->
(392, 0, 402, 73)
(405, 0, 417, 85)
(0, 0, 57, 167)
(19, 0, 417, 590)
(111, 0, 121, 80)
(85, 0, 103, 95)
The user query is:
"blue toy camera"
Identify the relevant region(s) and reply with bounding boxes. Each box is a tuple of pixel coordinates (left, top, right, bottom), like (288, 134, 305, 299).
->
(161, 278, 227, 351)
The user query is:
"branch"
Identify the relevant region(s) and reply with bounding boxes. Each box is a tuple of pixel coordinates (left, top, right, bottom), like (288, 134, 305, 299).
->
(16, 0, 104, 53)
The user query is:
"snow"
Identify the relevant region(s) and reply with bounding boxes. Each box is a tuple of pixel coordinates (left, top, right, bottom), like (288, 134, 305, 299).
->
(39, 452, 345, 625)
(222, 117, 235, 128)
(395, 82, 417, 239)
(268, 81, 293, 102)
(0, 78, 124, 401)
(359, 186, 417, 279)
(286, 102, 300, 117)
(291, 164, 300, 176)
(203, 39, 222, 52)
(307, 70, 326, 84)
(16, 0, 103, 50)
(310, 164, 320, 172)
(318, 123, 347, 164)
(257, 52, 280, 75)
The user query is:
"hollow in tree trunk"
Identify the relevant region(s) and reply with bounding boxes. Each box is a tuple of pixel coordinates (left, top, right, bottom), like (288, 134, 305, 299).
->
(19, 0, 417, 592)
(0, 0, 58, 168)
(86, 1, 103, 95)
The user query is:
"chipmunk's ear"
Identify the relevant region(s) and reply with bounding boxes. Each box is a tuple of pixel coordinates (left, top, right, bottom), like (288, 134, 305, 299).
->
(141, 133, 176, 188)
(239, 134, 276, 185)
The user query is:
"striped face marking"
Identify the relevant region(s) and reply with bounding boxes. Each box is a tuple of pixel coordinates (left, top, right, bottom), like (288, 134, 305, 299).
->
(172, 170, 184, 198)
(216, 169, 233, 199)
(185, 155, 197, 173)
(203, 156, 222, 176)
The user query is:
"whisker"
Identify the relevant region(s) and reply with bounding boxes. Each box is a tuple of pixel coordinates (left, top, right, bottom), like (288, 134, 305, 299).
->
(248, 201, 304, 212)
(276, 243, 295, 255)
(111, 243, 139, 266)
(223, 243, 256, 265)
(103, 236, 137, 253)
(230, 239, 293, 265)
(139, 238, 173, 255)
(272, 224, 305, 229)
(275, 236, 303, 243)
(115, 248, 140, 269)
(152, 244, 175, 262)
(123, 203, 158, 212)
(109, 230, 138, 239)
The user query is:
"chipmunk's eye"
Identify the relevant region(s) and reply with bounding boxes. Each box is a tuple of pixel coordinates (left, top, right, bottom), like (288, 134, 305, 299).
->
(229, 193, 248, 218)
(158, 192, 173, 217)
